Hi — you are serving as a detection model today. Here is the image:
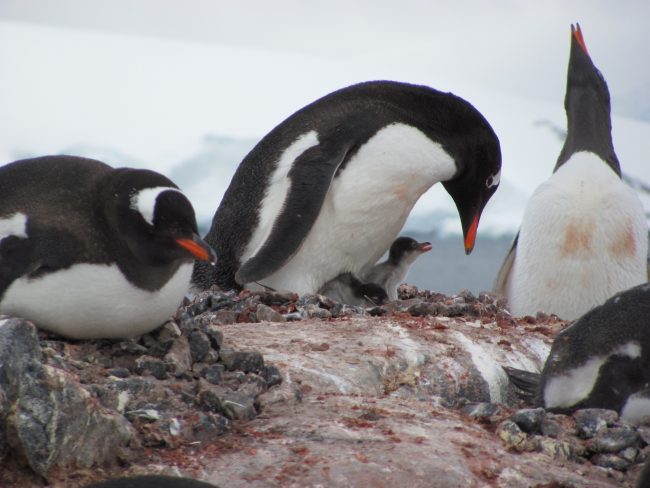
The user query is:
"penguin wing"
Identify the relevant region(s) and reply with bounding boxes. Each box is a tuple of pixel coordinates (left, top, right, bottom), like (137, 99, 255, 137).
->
(235, 142, 353, 284)
(493, 232, 519, 296)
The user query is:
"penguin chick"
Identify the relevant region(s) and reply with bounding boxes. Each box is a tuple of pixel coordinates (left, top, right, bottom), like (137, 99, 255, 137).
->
(363, 236, 432, 300)
(318, 272, 388, 307)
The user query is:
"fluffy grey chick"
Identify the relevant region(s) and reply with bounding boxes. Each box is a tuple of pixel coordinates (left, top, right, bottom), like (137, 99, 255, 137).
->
(318, 272, 388, 306)
(363, 237, 432, 301)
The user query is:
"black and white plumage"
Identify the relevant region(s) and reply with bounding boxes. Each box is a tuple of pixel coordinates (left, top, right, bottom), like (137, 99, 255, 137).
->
(192, 80, 501, 294)
(494, 24, 649, 320)
(84, 475, 218, 488)
(318, 272, 388, 307)
(363, 236, 432, 301)
(539, 283, 650, 422)
(0, 155, 216, 339)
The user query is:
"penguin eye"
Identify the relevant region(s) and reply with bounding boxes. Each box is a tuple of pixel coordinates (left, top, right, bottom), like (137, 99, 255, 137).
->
(486, 170, 500, 189)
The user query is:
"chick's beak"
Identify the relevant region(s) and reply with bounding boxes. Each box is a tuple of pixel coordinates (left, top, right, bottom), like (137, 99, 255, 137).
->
(176, 234, 217, 265)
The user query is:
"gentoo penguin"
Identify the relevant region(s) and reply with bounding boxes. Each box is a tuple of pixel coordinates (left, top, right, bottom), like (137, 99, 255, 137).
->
(539, 283, 650, 416)
(0, 155, 216, 339)
(318, 272, 388, 306)
(192, 81, 501, 294)
(363, 236, 432, 301)
(85, 475, 218, 488)
(494, 24, 649, 320)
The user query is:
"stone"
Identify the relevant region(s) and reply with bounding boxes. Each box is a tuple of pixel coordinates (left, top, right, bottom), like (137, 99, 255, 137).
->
(261, 364, 283, 388)
(541, 418, 563, 438)
(202, 364, 225, 385)
(189, 329, 211, 363)
(407, 301, 437, 316)
(255, 304, 286, 323)
(108, 367, 130, 379)
(590, 453, 631, 470)
(212, 309, 239, 325)
(588, 427, 641, 453)
(573, 409, 618, 438)
(497, 420, 527, 449)
(461, 402, 500, 421)
(511, 407, 546, 434)
(300, 304, 332, 319)
(163, 335, 192, 375)
(539, 438, 574, 461)
(283, 312, 303, 321)
(257, 290, 298, 305)
(220, 391, 258, 420)
(203, 324, 225, 349)
(219, 349, 265, 373)
(135, 356, 170, 380)
(0, 318, 132, 478)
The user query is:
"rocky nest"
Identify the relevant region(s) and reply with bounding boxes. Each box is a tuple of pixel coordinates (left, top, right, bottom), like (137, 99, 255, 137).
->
(0, 286, 647, 487)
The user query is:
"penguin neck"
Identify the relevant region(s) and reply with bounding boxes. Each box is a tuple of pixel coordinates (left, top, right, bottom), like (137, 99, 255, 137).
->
(555, 92, 621, 177)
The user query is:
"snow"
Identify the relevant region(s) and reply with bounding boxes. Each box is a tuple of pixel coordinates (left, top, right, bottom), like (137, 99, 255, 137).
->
(1, 5, 649, 236)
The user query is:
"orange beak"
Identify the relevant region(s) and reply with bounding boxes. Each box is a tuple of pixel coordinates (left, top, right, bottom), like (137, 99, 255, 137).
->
(176, 235, 217, 264)
(464, 213, 480, 255)
(572, 23, 589, 55)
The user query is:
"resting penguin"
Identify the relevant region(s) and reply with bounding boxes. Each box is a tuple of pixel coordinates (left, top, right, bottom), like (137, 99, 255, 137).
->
(0, 155, 216, 339)
(363, 236, 432, 301)
(494, 24, 649, 320)
(192, 80, 501, 294)
(539, 282, 650, 418)
(318, 272, 388, 307)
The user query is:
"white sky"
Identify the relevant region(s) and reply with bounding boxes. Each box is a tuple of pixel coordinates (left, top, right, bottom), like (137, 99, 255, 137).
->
(1, 0, 649, 233)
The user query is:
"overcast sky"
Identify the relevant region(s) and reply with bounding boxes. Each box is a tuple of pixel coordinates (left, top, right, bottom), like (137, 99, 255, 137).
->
(1, 0, 649, 232)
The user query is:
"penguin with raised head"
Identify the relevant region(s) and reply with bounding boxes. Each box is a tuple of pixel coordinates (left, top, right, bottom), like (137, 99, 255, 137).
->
(192, 80, 501, 294)
(0, 155, 216, 339)
(494, 24, 648, 320)
(318, 272, 388, 307)
(363, 236, 432, 301)
(539, 283, 650, 417)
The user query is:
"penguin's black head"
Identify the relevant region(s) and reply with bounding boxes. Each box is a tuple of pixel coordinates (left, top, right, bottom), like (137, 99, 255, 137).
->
(106, 169, 216, 266)
(442, 124, 501, 255)
(565, 24, 611, 119)
(355, 282, 388, 306)
(389, 237, 432, 263)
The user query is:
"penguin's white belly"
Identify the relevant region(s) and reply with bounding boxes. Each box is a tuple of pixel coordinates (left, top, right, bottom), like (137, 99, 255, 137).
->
(244, 124, 456, 294)
(0, 262, 192, 339)
(507, 152, 648, 320)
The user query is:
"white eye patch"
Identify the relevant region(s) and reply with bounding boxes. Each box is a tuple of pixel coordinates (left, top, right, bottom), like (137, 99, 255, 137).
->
(130, 187, 183, 225)
(486, 169, 501, 189)
(0, 212, 28, 241)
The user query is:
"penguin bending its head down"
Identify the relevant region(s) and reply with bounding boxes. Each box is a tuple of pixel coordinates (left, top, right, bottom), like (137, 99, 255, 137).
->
(494, 24, 649, 320)
(318, 272, 388, 307)
(539, 283, 650, 420)
(0, 155, 216, 339)
(363, 236, 432, 301)
(192, 80, 501, 294)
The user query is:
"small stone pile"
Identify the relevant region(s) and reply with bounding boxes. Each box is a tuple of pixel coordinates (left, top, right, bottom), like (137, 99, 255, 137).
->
(463, 402, 649, 481)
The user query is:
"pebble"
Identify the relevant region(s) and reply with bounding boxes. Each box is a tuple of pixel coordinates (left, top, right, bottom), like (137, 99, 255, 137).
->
(202, 364, 225, 385)
(497, 420, 527, 449)
(590, 453, 631, 470)
(511, 408, 546, 434)
(588, 426, 641, 453)
(134, 356, 170, 380)
(461, 402, 501, 421)
(262, 364, 283, 387)
(220, 349, 265, 373)
(573, 409, 618, 438)
(189, 329, 212, 363)
(256, 303, 286, 322)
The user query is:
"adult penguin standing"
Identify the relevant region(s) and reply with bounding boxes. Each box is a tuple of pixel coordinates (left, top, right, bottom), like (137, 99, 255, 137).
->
(494, 25, 648, 320)
(193, 80, 502, 294)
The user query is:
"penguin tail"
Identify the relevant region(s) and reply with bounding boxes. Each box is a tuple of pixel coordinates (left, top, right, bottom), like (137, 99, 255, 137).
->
(503, 366, 542, 405)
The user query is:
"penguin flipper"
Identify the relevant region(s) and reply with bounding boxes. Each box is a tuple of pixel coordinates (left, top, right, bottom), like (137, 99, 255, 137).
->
(235, 143, 351, 284)
(493, 232, 519, 296)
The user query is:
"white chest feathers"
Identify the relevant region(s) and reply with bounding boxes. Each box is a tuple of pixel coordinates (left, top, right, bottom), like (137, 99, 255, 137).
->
(507, 152, 648, 320)
(243, 123, 456, 294)
(0, 263, 192, 339)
